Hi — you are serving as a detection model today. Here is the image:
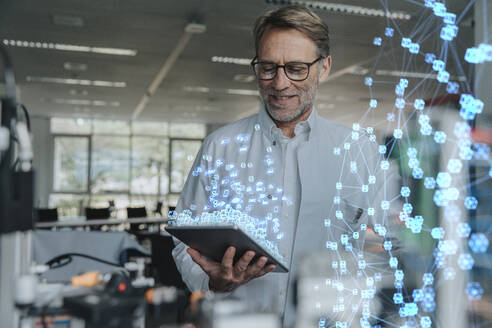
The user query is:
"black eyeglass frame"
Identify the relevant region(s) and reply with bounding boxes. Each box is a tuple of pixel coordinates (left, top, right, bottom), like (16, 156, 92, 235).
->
(250, 56, 324, 82)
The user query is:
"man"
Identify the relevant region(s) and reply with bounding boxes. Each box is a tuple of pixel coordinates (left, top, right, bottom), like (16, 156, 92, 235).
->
(173, 5, 399, 326)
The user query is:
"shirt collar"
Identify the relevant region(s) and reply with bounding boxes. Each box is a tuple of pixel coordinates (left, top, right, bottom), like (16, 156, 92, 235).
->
(258, 105, 318, 141)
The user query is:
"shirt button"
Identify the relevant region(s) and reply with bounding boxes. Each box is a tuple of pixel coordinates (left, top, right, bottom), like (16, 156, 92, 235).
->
(267, 194, 272, 199)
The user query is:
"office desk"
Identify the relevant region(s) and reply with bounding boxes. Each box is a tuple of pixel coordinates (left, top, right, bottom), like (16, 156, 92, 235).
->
(35, 216, 170, 229)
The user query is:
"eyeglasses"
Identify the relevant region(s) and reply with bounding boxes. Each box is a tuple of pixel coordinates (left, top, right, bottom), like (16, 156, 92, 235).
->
(251, 56, 324, 81)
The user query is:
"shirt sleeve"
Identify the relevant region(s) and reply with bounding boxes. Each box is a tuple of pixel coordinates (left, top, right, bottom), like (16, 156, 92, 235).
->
(171, 142, 212, 292)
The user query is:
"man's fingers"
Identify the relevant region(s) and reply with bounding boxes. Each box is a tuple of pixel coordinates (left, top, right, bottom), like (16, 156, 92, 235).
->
(255, 264, 276, 278)
(187, 248, 214, 274)
(234, 251, 255, 273)
(221, 246, 236, 270)
(246, 256, 268, 276)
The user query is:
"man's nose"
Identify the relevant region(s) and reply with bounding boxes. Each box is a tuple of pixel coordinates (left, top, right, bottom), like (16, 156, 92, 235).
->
(271, 67, 291, 90)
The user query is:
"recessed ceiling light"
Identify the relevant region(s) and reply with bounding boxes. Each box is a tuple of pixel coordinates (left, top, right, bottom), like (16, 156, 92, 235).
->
(64, 62, 88, 71)
(375, 69, 466, 81)
(265, 0, 412, 20)
(2, 39, 137, 56)
(226, 89, 259, 96)
(26, 76, 126, 87)
(53, 98, 120, 107)
(233, 74, 256, 83)
(52, 14, 84, 27)
(212, 56, 251, 65)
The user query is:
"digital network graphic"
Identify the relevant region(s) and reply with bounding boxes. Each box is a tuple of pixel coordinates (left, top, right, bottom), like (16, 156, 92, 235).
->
(171, 1, 491, 327)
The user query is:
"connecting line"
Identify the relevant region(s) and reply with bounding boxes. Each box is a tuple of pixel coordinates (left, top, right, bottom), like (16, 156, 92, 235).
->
(379, 0, 404, 38)
(410, 11, 434, 40)
(456, 0, 476, 25)
(369, 314, 401, 328)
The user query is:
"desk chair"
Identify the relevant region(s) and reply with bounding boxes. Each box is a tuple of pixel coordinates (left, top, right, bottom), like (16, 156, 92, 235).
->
(85, 207, 111, 220)
(36, 208, 58, 223)
(127, 207, 147, 218)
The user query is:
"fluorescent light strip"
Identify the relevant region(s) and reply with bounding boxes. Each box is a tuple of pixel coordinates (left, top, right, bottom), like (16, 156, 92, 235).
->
(226, 89, 259, 96)
(212, 56, 251, 65)
(266, 0, 411, 20)
(3, 39, 137, 56)
(184, 85, 259, 96)
(375, 69, 466, 81)
(53, 98, 120, 107)
(26, 76, 126, 88)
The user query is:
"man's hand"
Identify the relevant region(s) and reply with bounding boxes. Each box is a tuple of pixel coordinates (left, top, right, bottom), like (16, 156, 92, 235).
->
(187, 246, 276, 292)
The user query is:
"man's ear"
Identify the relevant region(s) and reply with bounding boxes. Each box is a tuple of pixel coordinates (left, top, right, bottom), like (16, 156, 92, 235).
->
(318, 56, 332, 83)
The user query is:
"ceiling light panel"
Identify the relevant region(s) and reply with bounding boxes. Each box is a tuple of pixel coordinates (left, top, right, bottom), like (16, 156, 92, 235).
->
(53, 98, 120, 107)
(2, 39, 137, 56)
(26, 76, 126, 88)
(265, 0, 412, 20)
(212, 56, 251, 65)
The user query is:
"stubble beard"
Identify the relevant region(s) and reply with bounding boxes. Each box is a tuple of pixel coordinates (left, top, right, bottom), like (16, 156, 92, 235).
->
(259, 79, 319, 123)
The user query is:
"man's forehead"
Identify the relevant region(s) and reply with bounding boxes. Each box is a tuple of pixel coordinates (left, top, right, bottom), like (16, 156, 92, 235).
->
(257, 27, 318, 60)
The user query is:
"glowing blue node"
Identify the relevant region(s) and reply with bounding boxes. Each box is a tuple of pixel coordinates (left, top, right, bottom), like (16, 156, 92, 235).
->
(383, 240, 392, 251)
(423, 273, 434, 285)
(385, 27, 394, 37)
(407, 147, 417, 158)
(414, 99, 425, 111)
(444, 12, 456, 24)
(395, 270, 404, 281)
(431, 227, 445, 239)
(400, 186, 410, 197)
(399, 78, 409, 88)
(432, 2, 446, 17)
(373, 37, 382, 46)
(440, 25, 458, 41)
(457, 222, 472, 238)
(421, 316, 432, 328)
(389, 257, 398, 268)
(395, 98, 406, 109)
(413, 288, 423, 302)
(420, 124, 432, 136)
(447, 81, 459, 94)
(393, 128, 403, 139)
(432, 59, 445, 72)
(437, 70, 450, 83)
(369, 99, 377, 108)
(459, 146, 474, 160)
(424, 177, 436, 189)
(401, 37, 411, 48)
(399, 303, 418, 317)
(424, 0, 434, 8)
(454, 121, 471, 138)
(409, 43, 420, 54)
(469, 233, 489, 253)
(395, 84, 405, 96)
(479, 43, 492, 61)
(447, 158, 462, 173)
(406, 215, 423, 233)
(364, 77, 373, 86)
(464, 47, 480, 64)
(378, 145, 387, 154)
(403, 203, 413, 214)
(425, 53, 436, 64)
(387, 113, 395, 121)
(412, 167, 424, 179)
(381, 160, 390, 170)
(443, 267, 456, 280)
(466, 282, 484, 301)
(368, 175, 376, 184)
(464, 196, 478, 210)
(393, 293, 403, 304)
(318, 318, 327, 328)
(436, 172, 452, 188)
(458, 253, 474, 270)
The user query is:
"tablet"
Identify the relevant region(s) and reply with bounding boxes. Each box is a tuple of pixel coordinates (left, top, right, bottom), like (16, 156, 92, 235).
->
(166, 225, 288, 273)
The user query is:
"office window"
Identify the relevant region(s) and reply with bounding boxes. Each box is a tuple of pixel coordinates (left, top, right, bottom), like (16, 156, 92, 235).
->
(93, 120, 130, 135)
(53, 136, 89, 192)
(131, 137, 169, 195)
(132, 121, 168, 136)
(170, 139, 202, 193)
(50, 118, 204, 216)
(51, 118, 91, 134)
(91, 136, 130, 193)
(170, 123, 206, 138)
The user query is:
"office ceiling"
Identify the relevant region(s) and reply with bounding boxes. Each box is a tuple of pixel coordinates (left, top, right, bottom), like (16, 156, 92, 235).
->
(0, 0, 474, 127)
